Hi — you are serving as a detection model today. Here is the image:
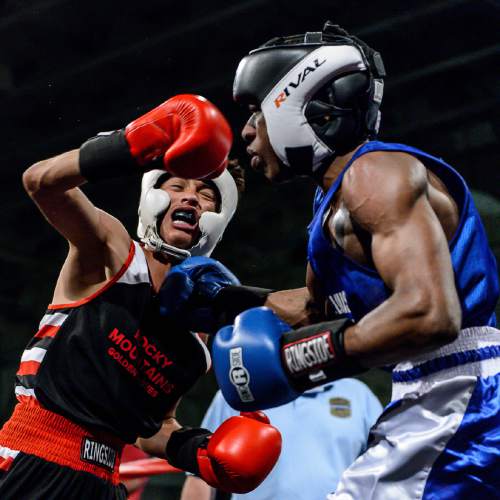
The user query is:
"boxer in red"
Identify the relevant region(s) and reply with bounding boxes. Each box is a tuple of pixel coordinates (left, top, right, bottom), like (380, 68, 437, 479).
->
(0, 95, 281, 499)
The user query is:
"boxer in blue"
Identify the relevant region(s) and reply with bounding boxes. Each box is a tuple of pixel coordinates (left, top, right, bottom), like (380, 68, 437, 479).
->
(209, 22, 500, 499)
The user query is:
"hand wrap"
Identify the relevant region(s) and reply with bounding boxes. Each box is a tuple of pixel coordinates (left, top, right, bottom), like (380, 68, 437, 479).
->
(281, 319, 365, 392)
(79, 130, 140, 182)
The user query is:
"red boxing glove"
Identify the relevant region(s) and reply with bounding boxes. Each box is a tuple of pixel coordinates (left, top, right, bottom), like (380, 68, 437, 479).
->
(196, 411, 281, 493)
(79, 94, 232, 183)
(125, 94, 232, 179)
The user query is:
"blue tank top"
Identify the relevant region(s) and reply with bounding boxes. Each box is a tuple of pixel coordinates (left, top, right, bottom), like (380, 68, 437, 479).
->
(308, 141, 499, 328)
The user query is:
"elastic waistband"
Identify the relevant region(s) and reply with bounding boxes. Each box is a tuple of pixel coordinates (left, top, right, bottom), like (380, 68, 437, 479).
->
(392, 326, 500, 400)
(0, 402, 124, 484)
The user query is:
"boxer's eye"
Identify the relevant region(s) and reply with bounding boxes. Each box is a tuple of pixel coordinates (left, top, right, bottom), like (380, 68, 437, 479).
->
(200, 188, 216, 203)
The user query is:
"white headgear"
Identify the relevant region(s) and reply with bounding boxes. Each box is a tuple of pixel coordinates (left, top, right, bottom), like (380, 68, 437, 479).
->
(137, 169, 238, 260)
(260, 45, 369, 171)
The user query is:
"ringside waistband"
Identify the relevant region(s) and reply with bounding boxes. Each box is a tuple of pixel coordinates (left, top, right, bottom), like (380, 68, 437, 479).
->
(0, 402, 124, 484)
(392, 326, 500, 401)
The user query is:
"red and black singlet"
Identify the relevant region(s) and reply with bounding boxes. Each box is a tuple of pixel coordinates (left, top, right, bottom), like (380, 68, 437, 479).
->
(14, 241, 210, 443)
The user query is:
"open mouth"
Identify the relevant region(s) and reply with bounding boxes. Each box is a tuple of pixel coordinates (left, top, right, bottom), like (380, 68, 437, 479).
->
(250, 154, 265, 172)
(171, 208, 198, 230)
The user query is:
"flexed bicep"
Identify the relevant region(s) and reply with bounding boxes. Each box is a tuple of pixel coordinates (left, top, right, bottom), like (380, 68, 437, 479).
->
(340, 152, 461, 365)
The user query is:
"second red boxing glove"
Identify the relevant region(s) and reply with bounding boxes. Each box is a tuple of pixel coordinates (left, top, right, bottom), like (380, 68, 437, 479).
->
(166, 411, 282, 494)
(79, 94, 232, 182)
(197, 411, 282, 493)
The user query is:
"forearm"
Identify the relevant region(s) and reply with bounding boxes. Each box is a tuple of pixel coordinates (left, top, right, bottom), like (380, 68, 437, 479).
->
(136, 417, 182, 458)
(23, 149, 85, 197)
(344, 289, 461, 367)
(264, 287, 324, 327)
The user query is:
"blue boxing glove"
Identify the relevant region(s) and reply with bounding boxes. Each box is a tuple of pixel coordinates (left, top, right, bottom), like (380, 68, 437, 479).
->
(159, 256, 240, 333)
(213, 307, 364, 411)
(213, 307, 301, 411)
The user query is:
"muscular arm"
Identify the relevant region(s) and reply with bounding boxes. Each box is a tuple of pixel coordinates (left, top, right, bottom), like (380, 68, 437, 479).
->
(22, 150, 130, 300)
(340, 152, 461, 366)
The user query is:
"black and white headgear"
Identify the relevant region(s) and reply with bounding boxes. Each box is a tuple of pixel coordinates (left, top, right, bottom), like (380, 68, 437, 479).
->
(137, 169, 238, 260)
(233, 21, 386, 179)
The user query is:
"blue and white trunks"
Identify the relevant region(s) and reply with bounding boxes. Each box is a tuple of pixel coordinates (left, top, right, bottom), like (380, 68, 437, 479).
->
(328, 326, 500, 500)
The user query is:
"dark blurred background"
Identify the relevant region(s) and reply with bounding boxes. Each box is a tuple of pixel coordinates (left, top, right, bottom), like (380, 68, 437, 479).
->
(0, 0, 499, 498)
